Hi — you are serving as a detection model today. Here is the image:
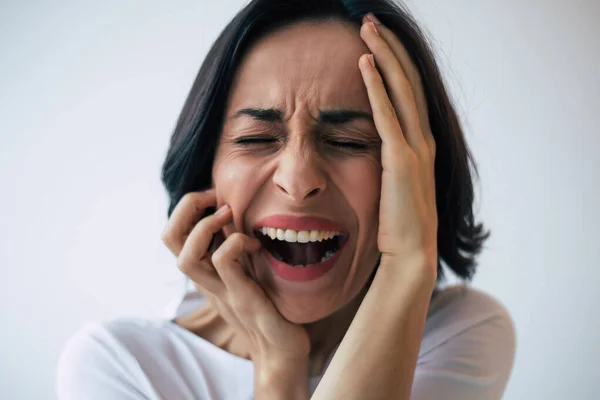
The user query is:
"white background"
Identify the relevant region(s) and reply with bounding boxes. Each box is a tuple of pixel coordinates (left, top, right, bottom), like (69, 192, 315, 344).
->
(1, 0, 599, 399)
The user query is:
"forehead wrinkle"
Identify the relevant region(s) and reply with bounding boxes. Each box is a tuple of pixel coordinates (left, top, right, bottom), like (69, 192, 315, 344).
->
(227, 20, 370, 121)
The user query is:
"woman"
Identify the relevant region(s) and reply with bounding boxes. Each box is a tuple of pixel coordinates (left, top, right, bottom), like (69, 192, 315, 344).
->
(57, 0, 515, 398)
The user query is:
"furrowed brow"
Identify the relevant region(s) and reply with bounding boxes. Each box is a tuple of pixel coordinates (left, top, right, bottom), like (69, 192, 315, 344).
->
(230, 108, 373, 125)
(319, 109, 374, 125)
(231, 108, 283, 122)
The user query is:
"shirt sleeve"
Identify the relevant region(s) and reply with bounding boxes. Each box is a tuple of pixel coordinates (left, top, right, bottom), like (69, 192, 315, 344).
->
(411, 313, 516, 400)
(56, 322, 158, 400)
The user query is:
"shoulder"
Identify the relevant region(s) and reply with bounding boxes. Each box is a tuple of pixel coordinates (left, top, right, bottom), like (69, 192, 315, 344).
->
(423, 285, 515, 346)
(57, 318, 180, 368)
(56, 318, 175, 399)
(421, 284, 516, 358)
(414, 285, 516, 399)
(56, 317, 253, 400)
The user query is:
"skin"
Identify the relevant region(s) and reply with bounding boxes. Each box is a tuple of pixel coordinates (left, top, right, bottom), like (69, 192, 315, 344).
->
(215, 18, 382, 336)
(164, 13, 438, 398)
(188, 19, 386, 375)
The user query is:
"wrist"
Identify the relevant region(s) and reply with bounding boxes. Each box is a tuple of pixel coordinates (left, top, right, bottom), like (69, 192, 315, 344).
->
(254, 357, 309, 400)
(378, 253, 437, 291)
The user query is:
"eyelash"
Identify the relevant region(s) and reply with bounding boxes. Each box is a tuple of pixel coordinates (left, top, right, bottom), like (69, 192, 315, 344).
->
(234, 137, 369, 150)
(234, 137, 278, 145)
(326, 140, 369, 150)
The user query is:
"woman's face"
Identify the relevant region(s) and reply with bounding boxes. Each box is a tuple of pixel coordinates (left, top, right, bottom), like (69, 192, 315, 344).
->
(213, 20, 381, 324)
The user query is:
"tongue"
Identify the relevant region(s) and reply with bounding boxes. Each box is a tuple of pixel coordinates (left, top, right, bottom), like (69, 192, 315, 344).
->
(277, 241, 331, 266)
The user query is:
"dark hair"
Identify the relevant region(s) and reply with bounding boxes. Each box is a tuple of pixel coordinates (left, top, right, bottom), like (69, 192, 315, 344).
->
(161, 0, 490, 282)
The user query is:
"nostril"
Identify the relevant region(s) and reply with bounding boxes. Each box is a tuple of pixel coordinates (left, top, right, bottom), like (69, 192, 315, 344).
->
(276, 183, 324, 200)
(275, 184, 321, 199)
(306, 188, 320, 197)
(276, 184, 290, 196)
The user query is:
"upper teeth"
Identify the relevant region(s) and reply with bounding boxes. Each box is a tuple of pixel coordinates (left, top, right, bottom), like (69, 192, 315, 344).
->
(259, 227, 341, 243)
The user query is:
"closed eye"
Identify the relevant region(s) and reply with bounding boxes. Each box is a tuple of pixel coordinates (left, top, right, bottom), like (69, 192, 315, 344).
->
(234, 137, 279, 146)
(326, 140, 370, 150)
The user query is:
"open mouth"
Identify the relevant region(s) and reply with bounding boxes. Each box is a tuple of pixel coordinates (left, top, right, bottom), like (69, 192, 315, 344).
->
(255, 228, 349, 268)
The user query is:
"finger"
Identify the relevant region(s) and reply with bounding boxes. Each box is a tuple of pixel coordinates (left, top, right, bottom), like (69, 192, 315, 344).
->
(364, 15, 436, 158)
(366, 20, 437, 205)
(360, 18, 430, 157)
(181, 258, 224, 294)
(358, 52, 406, 152)
(211, 232, 262, 296)
(176, 205, 232, 293)
(180, 204, 231, 260)
(162, 189, 216, 255)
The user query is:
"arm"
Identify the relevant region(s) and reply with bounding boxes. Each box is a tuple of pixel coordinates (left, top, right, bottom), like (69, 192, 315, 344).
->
(314, 12, 441, 399)
(254, 358, 310, 400)
(312, 256, 435, 400)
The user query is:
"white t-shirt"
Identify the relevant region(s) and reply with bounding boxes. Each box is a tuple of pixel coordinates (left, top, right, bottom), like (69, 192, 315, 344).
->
(56, 284, 516, 399)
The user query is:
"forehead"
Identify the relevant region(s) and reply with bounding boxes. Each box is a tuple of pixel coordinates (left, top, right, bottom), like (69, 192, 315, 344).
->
(226, 19, 371, 114)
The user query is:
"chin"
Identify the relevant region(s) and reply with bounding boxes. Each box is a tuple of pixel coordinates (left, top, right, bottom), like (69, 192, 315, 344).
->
(270, 296, 338, 325)
(270, 282, 369, 325)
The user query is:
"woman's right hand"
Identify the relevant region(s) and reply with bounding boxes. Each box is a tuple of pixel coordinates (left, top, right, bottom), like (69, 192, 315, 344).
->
(160, 189, 311, 371)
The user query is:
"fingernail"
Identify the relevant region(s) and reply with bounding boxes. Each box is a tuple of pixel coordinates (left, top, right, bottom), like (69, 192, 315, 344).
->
(366, 12, 381, 24)
(216, 204, 229, 215)
(369, 21, 379, 36)
(368, 54, 375, 68)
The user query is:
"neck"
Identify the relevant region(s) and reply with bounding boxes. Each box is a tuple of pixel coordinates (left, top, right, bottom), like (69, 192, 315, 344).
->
(301, 284, 370, 377)
(300, 281, 439, 377)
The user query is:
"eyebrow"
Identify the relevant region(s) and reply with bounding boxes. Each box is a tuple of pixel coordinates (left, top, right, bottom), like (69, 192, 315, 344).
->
(230, 107, 374, 125)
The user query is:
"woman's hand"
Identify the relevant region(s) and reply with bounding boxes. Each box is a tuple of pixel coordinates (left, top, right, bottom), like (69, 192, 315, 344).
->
(161, 190, 310, 374)
(312, 20, 440, 400)
(359, 14, 438, 280)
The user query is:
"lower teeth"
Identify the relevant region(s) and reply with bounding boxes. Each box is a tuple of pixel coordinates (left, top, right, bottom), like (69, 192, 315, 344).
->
(273, 250, 337, 268)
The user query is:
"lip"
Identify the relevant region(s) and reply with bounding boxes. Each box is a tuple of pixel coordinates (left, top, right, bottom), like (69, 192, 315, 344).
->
(252, 214, 346, 232)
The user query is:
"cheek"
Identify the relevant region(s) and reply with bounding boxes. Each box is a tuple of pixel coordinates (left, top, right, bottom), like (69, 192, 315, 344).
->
(334, 156, 381, 280)
(212, 155, 263, 232)
(335, 156, 381, 225)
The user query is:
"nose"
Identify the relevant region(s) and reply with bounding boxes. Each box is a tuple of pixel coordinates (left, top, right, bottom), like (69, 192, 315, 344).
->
(272, 143, 327, 201)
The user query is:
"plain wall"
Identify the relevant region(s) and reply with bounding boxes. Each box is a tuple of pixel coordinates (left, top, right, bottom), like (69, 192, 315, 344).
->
(1, 0, 598, 398)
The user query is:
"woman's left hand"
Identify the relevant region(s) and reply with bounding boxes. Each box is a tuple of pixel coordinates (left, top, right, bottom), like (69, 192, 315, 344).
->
(359, 14, 438, 280)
